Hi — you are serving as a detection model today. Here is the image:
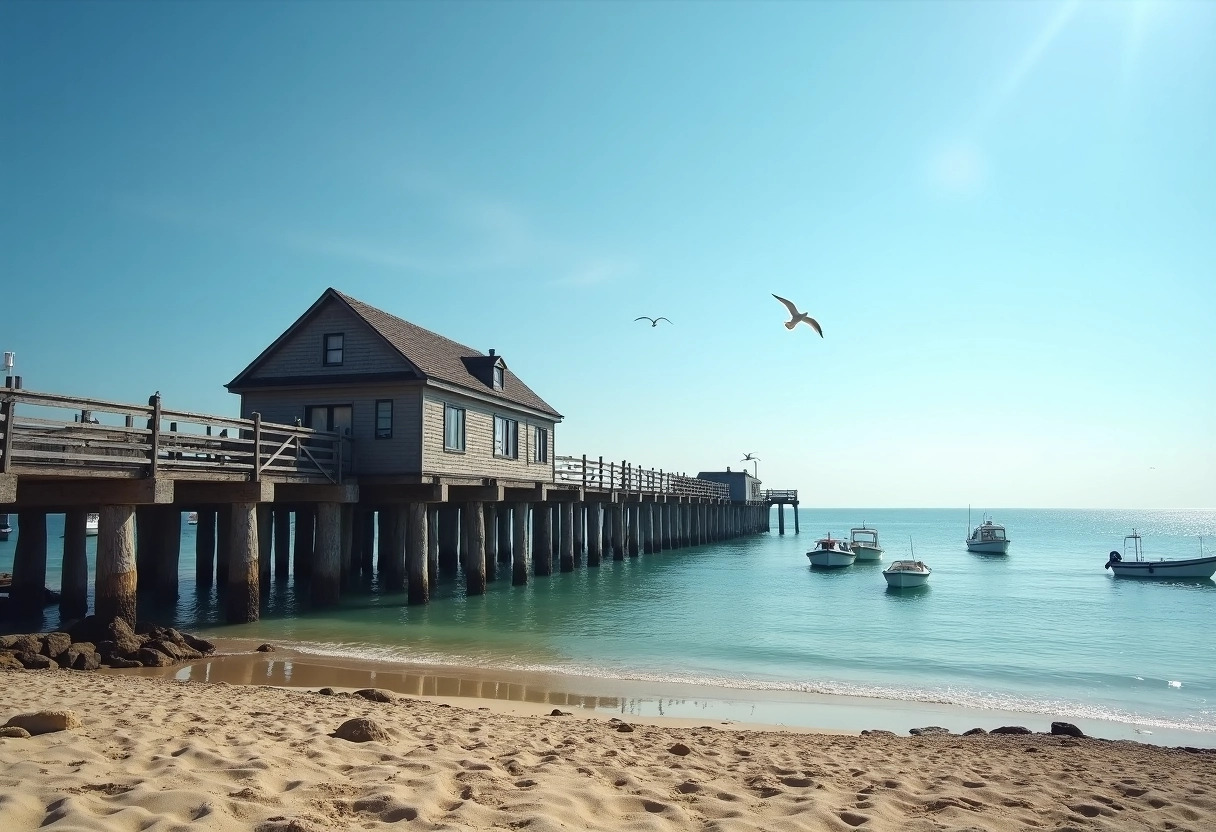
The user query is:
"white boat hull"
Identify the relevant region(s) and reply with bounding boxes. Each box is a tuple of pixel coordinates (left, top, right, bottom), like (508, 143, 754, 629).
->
(807, 550, 856, 568)
(851, 544, 884, 561)
(966, 539, 1009, 554)
(1107, 555, 1216, 579)
(883, 570, 930, 588)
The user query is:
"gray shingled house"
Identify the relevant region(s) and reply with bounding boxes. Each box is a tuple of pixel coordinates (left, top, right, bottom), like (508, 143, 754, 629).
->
(226, 288, 561, 486)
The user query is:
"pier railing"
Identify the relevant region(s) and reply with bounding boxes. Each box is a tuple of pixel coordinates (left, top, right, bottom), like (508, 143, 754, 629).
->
(762, 489, 799, 503)
(554, 455, 729, 501)
(0, 388, 348, 483)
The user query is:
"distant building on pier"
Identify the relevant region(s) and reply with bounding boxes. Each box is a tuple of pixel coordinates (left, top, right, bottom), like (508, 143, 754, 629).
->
(695, 468, 761, 503)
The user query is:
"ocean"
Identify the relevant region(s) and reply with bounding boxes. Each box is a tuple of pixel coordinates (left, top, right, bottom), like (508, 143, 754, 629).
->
(3, 507, 1214, 746)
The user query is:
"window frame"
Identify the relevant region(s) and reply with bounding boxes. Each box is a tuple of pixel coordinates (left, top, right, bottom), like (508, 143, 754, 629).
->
(374, 399, 393, 440)
(443, 404, 466, 453)
(322, 332, 344, 366)
(493, 414, 519, 459)
(532, 425, 549, 463)
(493, 364, 504, 391)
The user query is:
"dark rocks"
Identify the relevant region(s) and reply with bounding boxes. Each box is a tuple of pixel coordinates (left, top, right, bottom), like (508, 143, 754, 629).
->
(41, 632, 72, 659)
(353, 688, 394, 703)
(317, 688, 336, 696)
(549, 709, 570, 717)
(668, 743, 692, 756)
(105, 657, 144, 669)
(256, 644, 276, 652)
(910, 726, 951, 736)
(333, 718, 390, 743)
(0, 653, 24, 671)
(72, 649, 102, 671)
(59, 642, 97, 670)
(10, 634, 41, 655)
(0, 635, 19, 650)
(1051, 721, 1085, 738)
(136, 647, 175, 668)
(616, 723, 635, 733)
(177, 632, 216, 655)
(963, 728, 988, 736)
(861, 729, 897, 737)
(991, 725, 1032, 735)
(16, 652, 53, 670)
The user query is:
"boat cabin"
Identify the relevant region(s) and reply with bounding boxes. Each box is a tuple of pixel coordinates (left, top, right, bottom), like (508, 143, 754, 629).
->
(971, 521, 1007, 543)
(850, 527, 879, 548)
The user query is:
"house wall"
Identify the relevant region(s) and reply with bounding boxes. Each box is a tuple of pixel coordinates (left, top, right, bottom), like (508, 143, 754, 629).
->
(250, 303, 412, 379)
(421, 390, 556, 483)
(695, 471, 758, 502)
(239, 385, 423, 475)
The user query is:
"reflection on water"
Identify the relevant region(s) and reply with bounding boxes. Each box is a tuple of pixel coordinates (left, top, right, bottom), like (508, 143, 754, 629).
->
(884, 585, 931, 601)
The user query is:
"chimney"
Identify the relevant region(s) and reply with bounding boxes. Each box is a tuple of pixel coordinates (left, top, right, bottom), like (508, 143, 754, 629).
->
(488, 349, 496, 357)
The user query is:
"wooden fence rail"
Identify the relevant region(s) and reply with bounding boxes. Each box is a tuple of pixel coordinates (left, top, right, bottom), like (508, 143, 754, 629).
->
(0, 388, 347, 483)
(762, 489, 799, 502)
(554, 455, 729, 501)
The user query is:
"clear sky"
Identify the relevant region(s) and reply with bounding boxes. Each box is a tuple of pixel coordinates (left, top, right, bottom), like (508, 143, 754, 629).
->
(1, 1, 1212, 508)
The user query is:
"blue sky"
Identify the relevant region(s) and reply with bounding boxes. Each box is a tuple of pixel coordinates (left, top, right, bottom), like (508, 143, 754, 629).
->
(1, 1, 1212, 508)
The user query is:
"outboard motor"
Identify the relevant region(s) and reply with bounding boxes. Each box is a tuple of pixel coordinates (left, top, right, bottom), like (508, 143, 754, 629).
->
(1104, 551, 1122, 570)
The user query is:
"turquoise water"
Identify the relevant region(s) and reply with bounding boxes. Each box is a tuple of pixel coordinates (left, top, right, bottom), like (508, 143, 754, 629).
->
(3, 508, 1214, 742)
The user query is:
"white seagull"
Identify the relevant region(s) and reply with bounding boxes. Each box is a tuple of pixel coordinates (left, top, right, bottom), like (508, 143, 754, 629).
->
(634, 316, 672, 327)
(772, 294, 823, 337)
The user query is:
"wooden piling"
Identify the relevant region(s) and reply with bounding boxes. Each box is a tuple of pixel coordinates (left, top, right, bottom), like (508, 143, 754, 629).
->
(360, 509, 376, 577)
(512, 502, 529, 585)
(438, 505, 460, 576)
(134, 507, 158, 591)
(96, 505, 137, 627)
(627, 502, 640, 557)
(257, 504, 272, 587)
(293, 508, 315, 580)
(154, 506, 181, 602)
(311, 502, 342, 607)
(777, 503, 785, 535)
(560, 501, 575, 572)
(611, 502, 625, 561)
(226, 502, 260, 623)
(533, 503, 553, 576)
(426, 505, 439, 590)
(61, 509, 89, 618)
(379, 506, 406, 592)
(497, 505, 512, 564)
(483, 503, 498, 582)
(197, 509, 217, 586)
(272, 508, 290, 579)
(572, 502, 585, 566)
(407, 502, 429, 605)
(463, 502, 486, 595)
(11, 511, 47, 615)
(587, 502, 603, 566)
(793, 502, 800, 534)
(217, 504, 232, 586)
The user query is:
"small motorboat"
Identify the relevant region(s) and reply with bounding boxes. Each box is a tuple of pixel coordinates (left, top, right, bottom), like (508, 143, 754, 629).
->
(1104, 531, 1216, 579)
(85, 513, 99, 537)
(849, 525, 883, 561)
(966, 510, 1010, 554)
(883, 538, 931, 587)
(807, 534, 857, 568)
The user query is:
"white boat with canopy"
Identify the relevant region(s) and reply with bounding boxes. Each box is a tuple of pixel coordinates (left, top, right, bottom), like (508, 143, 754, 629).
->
(1104, 531, 1216, 579)
(966, 511, 1009, 554)
(806, 535, 856, 569)
(849, 526, 883, 561)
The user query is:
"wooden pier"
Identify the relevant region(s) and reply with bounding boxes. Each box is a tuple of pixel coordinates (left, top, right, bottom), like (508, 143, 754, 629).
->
(2, 386, 794, 627)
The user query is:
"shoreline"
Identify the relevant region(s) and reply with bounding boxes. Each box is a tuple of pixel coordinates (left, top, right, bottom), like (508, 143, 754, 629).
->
(138, 636, 1216, 749)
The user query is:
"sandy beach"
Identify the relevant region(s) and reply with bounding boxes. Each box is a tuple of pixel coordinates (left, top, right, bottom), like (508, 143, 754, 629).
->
(3, 666, 1215, 832)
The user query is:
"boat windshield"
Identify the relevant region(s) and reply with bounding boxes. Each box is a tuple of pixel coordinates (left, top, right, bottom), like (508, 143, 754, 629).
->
(977, 526, 1005, 542)
(851, 529, 878, 545)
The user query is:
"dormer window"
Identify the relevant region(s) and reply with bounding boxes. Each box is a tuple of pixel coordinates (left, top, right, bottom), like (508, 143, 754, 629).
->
(323, 333, 344, 366)
(493, 364, 504, 390)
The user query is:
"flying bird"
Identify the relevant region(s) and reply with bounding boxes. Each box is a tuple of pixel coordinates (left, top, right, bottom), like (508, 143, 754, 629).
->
(741, 453, 760, 462)
(634, 316, 672, 327)
(772, 294, 823, 337)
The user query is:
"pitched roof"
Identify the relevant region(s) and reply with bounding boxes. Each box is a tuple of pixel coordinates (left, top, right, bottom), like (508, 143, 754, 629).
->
(229, 288, 561, 419)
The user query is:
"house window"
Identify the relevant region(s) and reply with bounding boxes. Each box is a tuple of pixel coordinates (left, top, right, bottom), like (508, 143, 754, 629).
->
(444, 404, 465, 452)
(375, 399, 392, 439)
(323, 333, 344, 366)
(305, 404, 353, 435)
(493, 364, 504, 391)
(533, 426, 548, 463)
(493, 415, 518, 459)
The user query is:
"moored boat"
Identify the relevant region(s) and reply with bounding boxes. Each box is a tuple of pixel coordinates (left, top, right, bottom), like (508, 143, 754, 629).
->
(1104, 531, 1216, 580)
(882, 559, 931, 588)
(806, 535, 856, 568)
(849, 525, 883, 561)
(966, 513, 1010, 554)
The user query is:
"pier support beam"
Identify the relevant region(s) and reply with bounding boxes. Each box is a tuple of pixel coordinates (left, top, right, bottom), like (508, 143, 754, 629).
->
(61, 509, 89, 619)
(463, 502, 486, 595)
(573, 502, 585, 565)
(257, 505, 273, 588)
(512, 502, 529, 585)
(438, 505, 460, 577)
(96, 505, 137, 627)
(612, 502, 625, 561)
(793, 502, 800, 534)
(427, 506, 439, 590)
(483, 503, 498, 582)
(497, 506, 512, 565)
(407, 502, 429, 605)
(533, 503, 553, 576)
(777, 503, 785, 535)
(360, 509, 376, 579)
(154, 506, 181, 603)
(311, 502, 342, 607)
(226, 502, 260, 623)
(587, 502, 603, 567)
(197, 509, 217, 586)
(381, 506, 407, 592)
(135, 507, 158, 591)
(272, 508, 290, 579)
(11, 511, 47, 616)
(627, 503, 640, 557)
(293, 508, 315, 580)
(560, 501, 575, 572)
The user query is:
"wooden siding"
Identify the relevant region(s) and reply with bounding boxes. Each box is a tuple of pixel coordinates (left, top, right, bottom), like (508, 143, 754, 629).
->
(248, 302, 413, 380)
(421, 392, 555, 483)
(241, 386, 422, 475)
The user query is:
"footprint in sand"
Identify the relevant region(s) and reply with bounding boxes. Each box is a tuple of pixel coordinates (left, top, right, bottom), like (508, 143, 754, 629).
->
(837, 811, 870, 827)
(963, 780, 987, 788)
